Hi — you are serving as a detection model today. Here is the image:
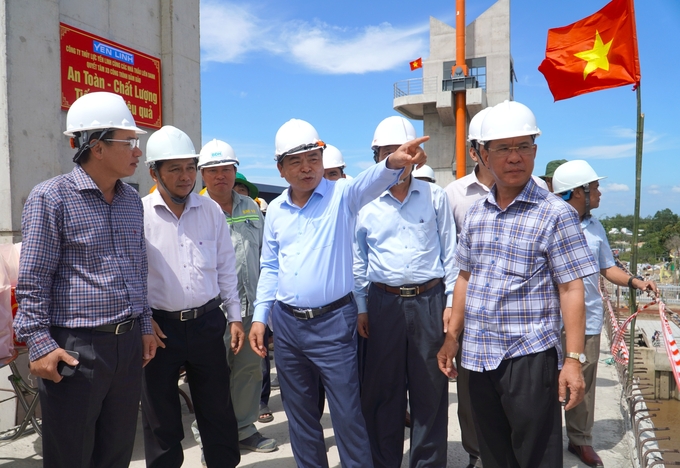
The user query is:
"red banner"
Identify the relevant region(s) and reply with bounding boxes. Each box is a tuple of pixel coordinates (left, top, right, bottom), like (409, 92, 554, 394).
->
(60, 23, 162, 129)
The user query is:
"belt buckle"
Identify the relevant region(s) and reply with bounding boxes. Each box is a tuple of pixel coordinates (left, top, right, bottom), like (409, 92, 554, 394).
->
(293, 308, 313, 320)
(114, 320, 131, 335)
(180, 309, 196, 321)
(399, 287, 417, 298)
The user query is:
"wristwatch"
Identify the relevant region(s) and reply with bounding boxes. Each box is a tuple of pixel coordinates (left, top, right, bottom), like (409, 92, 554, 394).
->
(628, 275, 643, 289)
(565, 352, 586, 364)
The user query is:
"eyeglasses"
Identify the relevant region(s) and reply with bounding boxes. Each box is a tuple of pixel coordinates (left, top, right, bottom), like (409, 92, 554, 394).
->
(488, 143, 535, 158)
(105, 138, 140, 149)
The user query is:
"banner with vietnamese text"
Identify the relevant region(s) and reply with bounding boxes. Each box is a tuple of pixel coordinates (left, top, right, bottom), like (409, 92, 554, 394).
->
(60, 23, 162, 129)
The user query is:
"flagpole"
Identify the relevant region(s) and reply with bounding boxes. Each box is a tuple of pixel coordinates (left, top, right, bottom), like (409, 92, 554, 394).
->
(627, 83, 644, 383)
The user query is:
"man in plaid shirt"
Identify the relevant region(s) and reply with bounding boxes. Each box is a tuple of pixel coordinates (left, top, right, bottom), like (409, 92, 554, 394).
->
(14, 92, 156, 467)
(438, 101, 597, 467)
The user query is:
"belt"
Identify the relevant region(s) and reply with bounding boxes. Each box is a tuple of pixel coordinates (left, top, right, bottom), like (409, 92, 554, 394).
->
(152, 297, 221, 321)
(280, 293, 353, 320)
(373, 278, 442, 298)
(93, 318, 136, 335)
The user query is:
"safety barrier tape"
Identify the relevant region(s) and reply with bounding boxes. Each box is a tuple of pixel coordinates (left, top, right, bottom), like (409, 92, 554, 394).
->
(658, 301, 680, 391)
(601, 276, 633, 364)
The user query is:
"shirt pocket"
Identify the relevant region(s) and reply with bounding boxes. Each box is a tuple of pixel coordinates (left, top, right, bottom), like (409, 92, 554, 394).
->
(499, 239, 545, 278)
(309, 217, 335, 250)
(191, 240, 217, 270)
(415, 218, 438, 245)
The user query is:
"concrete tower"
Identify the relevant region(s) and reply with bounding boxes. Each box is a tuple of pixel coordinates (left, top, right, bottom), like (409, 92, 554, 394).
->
(393, 0, 512, 187)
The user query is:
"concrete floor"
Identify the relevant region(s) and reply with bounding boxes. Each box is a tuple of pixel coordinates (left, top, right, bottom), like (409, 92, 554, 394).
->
(0, 339, 633, 467)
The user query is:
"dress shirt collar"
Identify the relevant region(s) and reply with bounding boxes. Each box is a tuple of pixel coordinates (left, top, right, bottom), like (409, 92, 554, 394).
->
(463, 166, 489, 191)
(71, 164, 124, 196)
(580, 215, 594, 229)
(380, 175, 422, 204)
(282, 177, 329, 210)
(486, 177, 541, 211)
(150, 187, 200, 214)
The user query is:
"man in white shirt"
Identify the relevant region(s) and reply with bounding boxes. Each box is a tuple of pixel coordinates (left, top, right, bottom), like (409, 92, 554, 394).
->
(141, 126, 244, 468)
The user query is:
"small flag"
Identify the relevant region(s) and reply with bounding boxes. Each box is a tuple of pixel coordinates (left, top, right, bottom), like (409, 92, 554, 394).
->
(538, 0, 640, 101)
(409, 58, 423, 71)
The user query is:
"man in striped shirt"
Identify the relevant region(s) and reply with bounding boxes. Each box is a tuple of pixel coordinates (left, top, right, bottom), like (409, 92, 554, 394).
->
(438, 101, 597, 467)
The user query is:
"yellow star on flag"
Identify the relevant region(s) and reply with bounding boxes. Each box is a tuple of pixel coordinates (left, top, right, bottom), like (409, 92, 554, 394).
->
(574, 30, 613, 79)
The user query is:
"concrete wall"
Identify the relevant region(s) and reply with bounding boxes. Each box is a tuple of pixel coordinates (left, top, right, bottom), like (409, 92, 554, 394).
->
(0, 0, 201, 243)
(0, 0, 200, 430)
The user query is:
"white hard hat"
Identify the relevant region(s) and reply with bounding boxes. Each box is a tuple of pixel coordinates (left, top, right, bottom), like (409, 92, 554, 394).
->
(480, 100, 541, 143)
(468, 107, 492, 142)
(412, 165, 436, 182)
(64, 92, 146, 137)
(323, 144, 345, 169)
(552, 160, 606, 194)
(371, 116, 417, 151)
(198, 139, 239, 169)
(274, 119, 325, 162)
(145, 125, 196, 165)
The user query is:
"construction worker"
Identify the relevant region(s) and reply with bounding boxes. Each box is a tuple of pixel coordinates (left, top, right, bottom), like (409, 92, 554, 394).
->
(539, 159, 568, 192)
(248, 118, 428, 468)
(355, 116, 457, 468)
(552, 160, 657, 467)
(233, 172, 259, 198)
(438, 100, 598, 467)
(141, 126, 243, 468)
(14, 91, 156, 468)
(322, 144, 347, 181)
(194, 139, 276, 453)
(411, 164, 436, 183)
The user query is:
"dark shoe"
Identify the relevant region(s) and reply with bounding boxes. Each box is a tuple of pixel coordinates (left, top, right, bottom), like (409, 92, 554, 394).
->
(258, 403, 274, 423)
(239, 432, 278, 453)
(568, 443, 604, 467)
(405, 410, 411, 427)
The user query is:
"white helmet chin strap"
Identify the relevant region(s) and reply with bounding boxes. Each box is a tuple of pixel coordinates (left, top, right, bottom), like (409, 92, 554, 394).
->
(152, 165, 196, 205)
(583, 183, 591, 219)
(72, 129, 111, 163)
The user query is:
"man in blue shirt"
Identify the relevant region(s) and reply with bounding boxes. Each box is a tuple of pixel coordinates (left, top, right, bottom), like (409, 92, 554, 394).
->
(248, 118, 428, 468)
(552, 160, 657, 467)
(438, 101, 598, 467)
(14, 92, 156, 467)
(354, 116, 457, 468)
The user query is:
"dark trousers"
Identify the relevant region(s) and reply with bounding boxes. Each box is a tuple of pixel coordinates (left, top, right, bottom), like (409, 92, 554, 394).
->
(361, 282, 448, 468)
(260, 325, 272, 406)
(260, 325, 326, 417)
(39, 324, 143, 468)
(141, 308, 239, 468)
(272, 299, 373, 468)
(468, 348, 562, 468)
(455, 330, 483, 467)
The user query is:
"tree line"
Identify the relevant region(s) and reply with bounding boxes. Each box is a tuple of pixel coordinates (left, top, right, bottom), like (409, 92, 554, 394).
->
(600, 208, 680, 264)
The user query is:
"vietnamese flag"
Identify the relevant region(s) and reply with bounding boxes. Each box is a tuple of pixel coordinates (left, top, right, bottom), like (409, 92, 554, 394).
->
(538, 0, 640, 101)
(410, 58, 423, 71)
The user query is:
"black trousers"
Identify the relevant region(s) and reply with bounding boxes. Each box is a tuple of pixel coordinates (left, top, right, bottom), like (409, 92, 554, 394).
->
(468, 348, 562, 468)
(39, 324, 142, 468)
(141, 308, 239, 468)
(361, 281, 448, 468)
(455, 330, 482, 467)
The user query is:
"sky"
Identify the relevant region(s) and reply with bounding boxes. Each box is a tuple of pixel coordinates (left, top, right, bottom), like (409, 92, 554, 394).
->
(198, 0, 680, 218)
